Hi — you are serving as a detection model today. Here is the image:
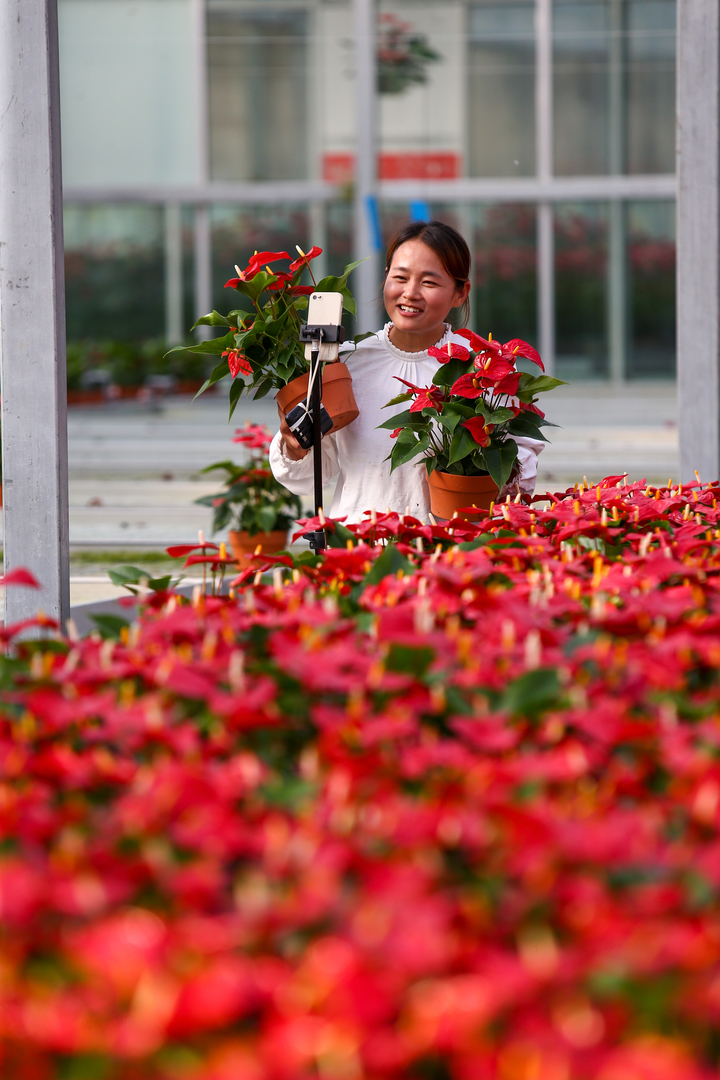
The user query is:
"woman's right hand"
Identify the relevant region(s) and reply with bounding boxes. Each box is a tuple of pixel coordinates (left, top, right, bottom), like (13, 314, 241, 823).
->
(277, 406, 310, 460)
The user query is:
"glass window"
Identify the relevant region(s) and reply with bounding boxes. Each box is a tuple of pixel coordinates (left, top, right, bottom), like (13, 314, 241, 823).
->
(627, 200, 675, 377)
(554, 1, 611, 176)
(207, 4, 309, 182)
(472, 204, 538, 343)
(554, 0, 676, 176)
(467, 2, 536, 177)
(64, 205, 165, 341)
(555, 202, 609, 378)
(627, 1, 675, 174)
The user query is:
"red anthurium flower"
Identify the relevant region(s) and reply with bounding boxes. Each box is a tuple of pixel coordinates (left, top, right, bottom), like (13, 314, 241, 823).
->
(0, 567, 41, 589)
(233, 424, 272, 449)
(473, 354, 516, 383)
(288, 245, 323, 274)
(461, 417, 495, 446)
(504, 337, 544, 370)
(428, 343, 471, 364)
(495, 370, 522, 396)
(222, 350, 252, 379)
(395, 377, 445, 413)
(228, 250, 291, 284)
(390, 428, 403, 438)
(454, 328, 488, 352)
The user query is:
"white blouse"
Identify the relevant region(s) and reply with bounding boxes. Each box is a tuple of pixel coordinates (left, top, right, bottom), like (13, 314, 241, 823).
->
(269, 323, 544, 524)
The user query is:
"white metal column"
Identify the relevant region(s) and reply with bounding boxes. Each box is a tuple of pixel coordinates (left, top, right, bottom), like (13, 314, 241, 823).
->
(677, 0, 720, 484)
(607, 0, 627, 384)
(164, 203, 184, 345)
(0, 0, 70, 626)
(353, 0, 380, 333)
(192, 0, 212, 342)
(536, 0, 555, 374)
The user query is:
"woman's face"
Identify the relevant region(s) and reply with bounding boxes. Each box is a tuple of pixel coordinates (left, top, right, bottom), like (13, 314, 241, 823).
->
(383, 239, 469, 342)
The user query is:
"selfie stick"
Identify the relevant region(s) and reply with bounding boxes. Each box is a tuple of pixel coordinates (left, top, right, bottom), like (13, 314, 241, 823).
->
(298, 320, 345, 553)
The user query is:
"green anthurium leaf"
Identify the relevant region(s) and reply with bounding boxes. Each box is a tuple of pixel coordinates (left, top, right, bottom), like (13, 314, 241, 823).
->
(107, 565, 148, 586)
(352, 331, 377, 347)
(389, 430, 430, 471)
(181, 329, 235, 356)
(194, 310, 234, 327)
(507, 416, 550, 441)
(382, 392, 413, 408)
(194, 359, 230, 399)
(484, 406, 516, 425)
(432, 356, 471, 387)
(448, 425, 477, 465)
(226, 276, 266, 303)
(377, 408, 425, 430)
(361, 541, 413, 587)
(517, 373, 567, 398)
(481, 439, 518, 489)
(252, 378, 276, 400)
(256, 505, 278, 532)
(228, 376, 245, 420)
(501, 667, 561, 717)
(91, 614, 131, 639)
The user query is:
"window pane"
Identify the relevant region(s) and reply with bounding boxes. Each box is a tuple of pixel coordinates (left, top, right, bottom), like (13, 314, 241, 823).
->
(554, 1, 610, 175)
(468, 2, 536, 177)
(627, 1, 675, 174)
(627, 200, 675, 377)
(472, 205, 538, 343)
(207, 5, 308, 181)
(64, 205, 165, 341)
(555, 202, 609, 378)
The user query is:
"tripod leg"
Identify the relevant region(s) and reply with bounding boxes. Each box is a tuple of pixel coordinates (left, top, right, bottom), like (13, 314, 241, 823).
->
(309, 348, 326, 552)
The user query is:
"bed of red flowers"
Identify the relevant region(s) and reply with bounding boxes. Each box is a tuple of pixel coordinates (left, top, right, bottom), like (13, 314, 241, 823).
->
(3, 476, 720, 1079)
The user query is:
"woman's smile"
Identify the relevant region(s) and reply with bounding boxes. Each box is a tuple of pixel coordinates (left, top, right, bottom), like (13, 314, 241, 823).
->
(384, 238, 470, 352)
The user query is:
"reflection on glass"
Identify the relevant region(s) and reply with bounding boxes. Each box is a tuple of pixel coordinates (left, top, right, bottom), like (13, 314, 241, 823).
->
(627, 1, 675, 174)
(554, 0, 676, 176)
(468, 2, 536, 177)
(64, 204, 166, 341)
(207, 5, 308, 182)
(473, 204, 538, 343)
(555, 202, 608, 378)
(627, 200, 675, 377)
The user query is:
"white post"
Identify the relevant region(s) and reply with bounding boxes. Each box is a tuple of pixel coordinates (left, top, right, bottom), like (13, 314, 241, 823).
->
(677, 0, 720, 484)
(194, 205, 212, 341)
(607, 0, 627, 383)
(536, 0, 555, 373)
(353, 0, 380, 333)
(164, 202, 183, 345)
(0, 0, 70, 626)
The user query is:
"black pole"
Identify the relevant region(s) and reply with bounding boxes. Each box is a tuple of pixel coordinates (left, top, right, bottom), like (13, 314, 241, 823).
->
(308, 345, 326, 552)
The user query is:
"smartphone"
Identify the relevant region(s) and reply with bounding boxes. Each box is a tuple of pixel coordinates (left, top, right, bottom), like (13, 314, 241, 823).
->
(304, 291, 344, 362)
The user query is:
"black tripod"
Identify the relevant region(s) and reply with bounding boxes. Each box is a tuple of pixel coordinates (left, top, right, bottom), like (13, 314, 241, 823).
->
(298, 322, 345, 553)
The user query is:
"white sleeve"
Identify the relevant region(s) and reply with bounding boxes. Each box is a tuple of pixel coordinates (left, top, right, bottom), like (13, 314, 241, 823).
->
(513, 435, 545, 496)
(269, 429, 341, 498)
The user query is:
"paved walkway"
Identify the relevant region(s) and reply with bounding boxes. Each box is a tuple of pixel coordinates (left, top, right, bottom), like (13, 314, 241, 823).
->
(1, 381, 680, 608)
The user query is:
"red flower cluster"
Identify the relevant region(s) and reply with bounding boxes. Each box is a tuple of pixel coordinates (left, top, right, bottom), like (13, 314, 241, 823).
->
(2, 478, 720, 1076)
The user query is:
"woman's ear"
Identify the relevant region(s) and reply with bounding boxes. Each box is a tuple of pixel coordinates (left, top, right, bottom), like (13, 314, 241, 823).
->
(455, 280, 472, 307)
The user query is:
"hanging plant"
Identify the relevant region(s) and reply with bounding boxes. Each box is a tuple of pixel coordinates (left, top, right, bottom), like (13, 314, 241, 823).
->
(377, 13, 441, 95)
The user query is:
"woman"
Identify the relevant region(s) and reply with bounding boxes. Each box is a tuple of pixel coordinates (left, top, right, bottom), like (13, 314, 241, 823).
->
(269, 220, 543, 522)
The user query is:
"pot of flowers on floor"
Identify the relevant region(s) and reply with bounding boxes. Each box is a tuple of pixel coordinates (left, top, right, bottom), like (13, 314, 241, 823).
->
(194, 423, 302, 568)
(171, 245, 364, 432)
(380, 331, 564, 520)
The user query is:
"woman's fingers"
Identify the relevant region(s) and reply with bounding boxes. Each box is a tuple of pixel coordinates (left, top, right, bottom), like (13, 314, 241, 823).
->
(278, 414, 310, 460)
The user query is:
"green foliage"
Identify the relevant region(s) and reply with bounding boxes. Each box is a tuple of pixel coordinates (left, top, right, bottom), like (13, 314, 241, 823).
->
(66, 339, 208, 390)
(196, 457, 302, 536)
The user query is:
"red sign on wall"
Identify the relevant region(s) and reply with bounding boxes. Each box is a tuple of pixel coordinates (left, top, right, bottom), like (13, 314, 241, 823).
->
(323, 152, 461, 183)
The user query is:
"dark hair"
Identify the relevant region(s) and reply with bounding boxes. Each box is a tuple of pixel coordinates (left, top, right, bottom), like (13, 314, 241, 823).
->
(384, 220, 472, 326)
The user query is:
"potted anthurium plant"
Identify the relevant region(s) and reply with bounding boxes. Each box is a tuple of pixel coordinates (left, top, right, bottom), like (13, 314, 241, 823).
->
(175, 246, 362, 429)
(195, 423, 302, 566)
(380, 330, 564, 519)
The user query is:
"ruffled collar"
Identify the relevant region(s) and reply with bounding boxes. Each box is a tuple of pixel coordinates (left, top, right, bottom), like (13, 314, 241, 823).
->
(381, 322, 454, 362)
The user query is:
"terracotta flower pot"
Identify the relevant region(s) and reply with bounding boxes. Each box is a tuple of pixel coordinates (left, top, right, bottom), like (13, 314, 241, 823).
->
(427, 470, 499, 522)
(275, 362, 359, 433)
(228, 529, 288, 569)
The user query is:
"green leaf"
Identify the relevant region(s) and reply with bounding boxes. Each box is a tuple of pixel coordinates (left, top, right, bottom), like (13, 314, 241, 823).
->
(501, 667, 561, 717)
(517, 373, 567, 399)
(228, 375, 245, 420)
(507, 415, 550, 441)
(483, 406, 515, 425)
(194, 358, 230, 399)
(377, 409, 426, 430)
(194, 310, 234, 328)
(432, 357, 471, 388)
(482, 439, 518, 489)
(255, 505, 277, 532)
(352, 331, 376, 347)
(448, 425, 477, 465)
(91, 614, 130, 640)
(180, 330, 236, 357)
(386, 643, 435, 675)
(389, 430, 430, 470)
(382, 392, 413, 408)
(362, 542, 414, 586)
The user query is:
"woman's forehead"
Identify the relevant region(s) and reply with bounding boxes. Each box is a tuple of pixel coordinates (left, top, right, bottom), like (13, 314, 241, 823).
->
(388, 240, 450, 276)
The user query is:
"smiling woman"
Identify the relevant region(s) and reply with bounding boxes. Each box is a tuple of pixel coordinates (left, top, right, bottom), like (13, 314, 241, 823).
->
(270, 220, 544, 523)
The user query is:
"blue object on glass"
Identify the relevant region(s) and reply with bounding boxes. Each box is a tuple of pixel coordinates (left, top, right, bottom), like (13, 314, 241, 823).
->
(410, 200, 431, 223)
(365, 195, 383, 252)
